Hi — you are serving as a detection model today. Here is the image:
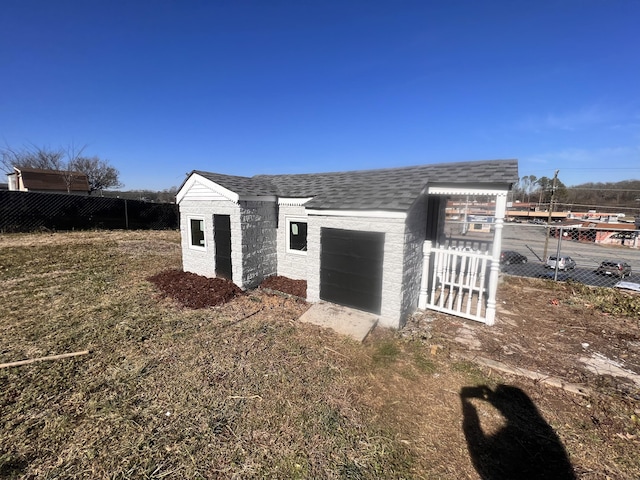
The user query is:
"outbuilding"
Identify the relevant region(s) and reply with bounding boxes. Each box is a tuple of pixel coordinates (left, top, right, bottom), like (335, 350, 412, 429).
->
(176, 159, 518, 328)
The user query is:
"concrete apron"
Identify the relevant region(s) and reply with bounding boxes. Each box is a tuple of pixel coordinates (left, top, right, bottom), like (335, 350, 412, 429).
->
(299, 302, 378, 342)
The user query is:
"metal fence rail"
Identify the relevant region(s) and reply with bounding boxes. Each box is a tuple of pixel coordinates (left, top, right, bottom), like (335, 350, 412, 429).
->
(0, 191, 178, 232)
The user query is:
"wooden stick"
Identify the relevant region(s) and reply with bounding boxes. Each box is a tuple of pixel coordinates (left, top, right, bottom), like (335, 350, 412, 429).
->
(0, 350, 90, 369)
(227, 395, 262, 400)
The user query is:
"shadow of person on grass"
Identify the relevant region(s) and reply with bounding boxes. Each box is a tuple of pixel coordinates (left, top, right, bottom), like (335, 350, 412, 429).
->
(460, 384, 576, 480)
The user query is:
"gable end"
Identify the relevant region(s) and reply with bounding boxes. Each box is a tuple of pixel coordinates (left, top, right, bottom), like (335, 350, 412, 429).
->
(177, 173, 240, 204)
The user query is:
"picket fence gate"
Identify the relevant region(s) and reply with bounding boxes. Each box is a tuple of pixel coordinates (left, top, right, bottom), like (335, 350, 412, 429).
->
(419, 243, 493, 324)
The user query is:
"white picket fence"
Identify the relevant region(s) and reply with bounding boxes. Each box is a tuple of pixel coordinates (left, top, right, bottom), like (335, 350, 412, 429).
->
(419, 244, 493, 323)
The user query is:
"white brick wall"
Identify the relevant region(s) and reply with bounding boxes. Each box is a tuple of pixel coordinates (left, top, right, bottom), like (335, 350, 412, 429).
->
(179, 199, 278, 289)
(277, 205, 309, 281)
(179, 199, 240, 280)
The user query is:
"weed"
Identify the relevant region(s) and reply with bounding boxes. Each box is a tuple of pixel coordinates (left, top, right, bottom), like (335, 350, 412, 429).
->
(413, 352, 438, 374)
(568, 283, 640, 317)
(451, 360, 491, 385)
(371, 340, 401, 366)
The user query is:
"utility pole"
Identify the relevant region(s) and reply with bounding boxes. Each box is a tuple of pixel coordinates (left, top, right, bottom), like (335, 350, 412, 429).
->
(542, 170, 559, 261)
(462, 195, 469, 235)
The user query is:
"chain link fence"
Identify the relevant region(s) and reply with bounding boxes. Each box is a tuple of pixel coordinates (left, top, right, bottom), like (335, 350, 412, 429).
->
(0, 190, 179, 232)
(443, 219, 640, 289)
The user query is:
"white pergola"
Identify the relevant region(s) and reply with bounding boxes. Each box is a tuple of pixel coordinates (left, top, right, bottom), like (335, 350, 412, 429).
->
(418, 185, 510, 326)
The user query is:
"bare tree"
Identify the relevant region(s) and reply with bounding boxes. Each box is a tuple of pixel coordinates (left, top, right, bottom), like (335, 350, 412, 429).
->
(2, 143, 121, 194)
(58, 143, 87, 193)
(71, 156, 122, 193)
(1, 143, 65, 171)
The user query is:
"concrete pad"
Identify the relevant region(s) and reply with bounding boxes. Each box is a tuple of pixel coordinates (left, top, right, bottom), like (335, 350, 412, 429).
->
(299, 302, 378, 342)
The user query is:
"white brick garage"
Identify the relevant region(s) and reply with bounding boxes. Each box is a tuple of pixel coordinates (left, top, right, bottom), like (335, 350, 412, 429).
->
(176, 160, 518, 329)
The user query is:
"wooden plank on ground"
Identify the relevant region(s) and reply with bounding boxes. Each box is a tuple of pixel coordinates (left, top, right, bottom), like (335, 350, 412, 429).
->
(0, 350, 90, 369)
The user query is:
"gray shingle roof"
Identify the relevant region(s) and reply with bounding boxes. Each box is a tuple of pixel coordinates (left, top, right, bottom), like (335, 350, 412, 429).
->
(193, 171, 276, 196)
(190, 159, 518, 211)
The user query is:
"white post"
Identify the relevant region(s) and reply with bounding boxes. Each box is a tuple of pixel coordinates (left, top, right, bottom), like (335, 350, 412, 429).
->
(418, 241, 432, 309)
(486, 193, 507, 325)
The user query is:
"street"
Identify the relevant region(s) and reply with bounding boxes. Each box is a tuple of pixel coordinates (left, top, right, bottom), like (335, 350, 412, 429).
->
(447, 222, 640, 287)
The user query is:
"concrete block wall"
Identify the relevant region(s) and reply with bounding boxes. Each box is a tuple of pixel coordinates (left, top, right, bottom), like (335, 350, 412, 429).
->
(306, 214, 407, 329)
(277, 205, 309, 281)
(239, 201, 278, 288)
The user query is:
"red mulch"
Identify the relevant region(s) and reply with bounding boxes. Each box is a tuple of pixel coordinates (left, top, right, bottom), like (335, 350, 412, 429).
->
(260, 275, 307, 298)
(148, 269, 243, 309)
(148, 270, 306, 309)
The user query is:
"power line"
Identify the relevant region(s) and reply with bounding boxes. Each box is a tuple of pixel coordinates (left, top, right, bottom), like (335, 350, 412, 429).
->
(556, 202, 640, 211)
(566, 187, 640, 193)
(557, 167, 640, 170)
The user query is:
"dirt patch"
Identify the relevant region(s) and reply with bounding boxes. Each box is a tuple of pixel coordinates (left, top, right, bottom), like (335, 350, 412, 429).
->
(412, 276, 640, 398)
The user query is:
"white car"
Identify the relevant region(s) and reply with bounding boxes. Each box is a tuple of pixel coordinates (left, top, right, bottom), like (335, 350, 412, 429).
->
(546, 255, 576, 270)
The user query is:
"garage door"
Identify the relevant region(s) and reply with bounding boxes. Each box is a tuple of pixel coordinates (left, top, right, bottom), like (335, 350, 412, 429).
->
(320, 228, 384, 314)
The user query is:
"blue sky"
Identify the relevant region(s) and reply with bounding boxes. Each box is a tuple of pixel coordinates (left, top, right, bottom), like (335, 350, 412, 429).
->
(1, 1, 639, 190)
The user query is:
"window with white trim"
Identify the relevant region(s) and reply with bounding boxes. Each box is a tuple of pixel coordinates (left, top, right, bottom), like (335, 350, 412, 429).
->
(286, 218, 307, 254)
(189, 217, 206, 250)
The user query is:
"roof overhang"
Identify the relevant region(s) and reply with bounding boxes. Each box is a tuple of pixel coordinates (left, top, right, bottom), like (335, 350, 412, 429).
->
(239, 195, 277, 202)
(306, 209, 407, 219)
(278, 197, 313, 206)
(428, 183, 512, 196)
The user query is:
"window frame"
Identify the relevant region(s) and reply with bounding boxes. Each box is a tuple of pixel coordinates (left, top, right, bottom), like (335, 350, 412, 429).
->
(188, 216, 206, 251)
(286, 217, 308, 255)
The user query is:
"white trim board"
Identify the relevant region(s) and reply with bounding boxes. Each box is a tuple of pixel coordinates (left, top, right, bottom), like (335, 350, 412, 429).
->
(278, 197, 313, 206)
(306, 209, 407, 219)
(428, 186, 510, 196)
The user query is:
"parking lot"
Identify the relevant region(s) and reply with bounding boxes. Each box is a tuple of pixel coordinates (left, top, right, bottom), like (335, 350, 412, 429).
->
(446, 222, 640, 288)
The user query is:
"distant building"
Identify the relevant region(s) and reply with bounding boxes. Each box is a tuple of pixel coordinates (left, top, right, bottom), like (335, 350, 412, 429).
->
(7, 167, 90, 195)
(550, 220, 638, 248)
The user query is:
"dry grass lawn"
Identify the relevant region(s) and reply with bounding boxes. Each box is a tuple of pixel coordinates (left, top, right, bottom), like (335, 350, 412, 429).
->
(1, 230, 638, 479)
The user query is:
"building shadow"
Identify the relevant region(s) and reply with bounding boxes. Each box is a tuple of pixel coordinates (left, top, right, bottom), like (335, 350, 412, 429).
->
(460, 384, 576, 480)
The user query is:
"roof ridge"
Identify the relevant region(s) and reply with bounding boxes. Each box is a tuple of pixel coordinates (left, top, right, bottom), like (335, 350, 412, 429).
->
(253, 158, 517, 179)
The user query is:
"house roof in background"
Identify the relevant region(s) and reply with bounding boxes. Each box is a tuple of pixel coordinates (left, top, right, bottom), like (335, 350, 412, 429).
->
(191, 159, 518, 211)
(12, 167, 90, 192)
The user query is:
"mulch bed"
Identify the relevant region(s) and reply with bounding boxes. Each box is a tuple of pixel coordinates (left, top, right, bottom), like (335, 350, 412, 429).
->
(259, 275, 307, 298)
(148, 269, 243, 309)
(148, 270, 306, 308)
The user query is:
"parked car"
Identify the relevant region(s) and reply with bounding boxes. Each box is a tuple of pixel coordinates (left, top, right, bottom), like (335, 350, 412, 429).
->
(500, 250, 528, 265)
(546, 255, 576, 270)
(595, 261, 632, 278)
